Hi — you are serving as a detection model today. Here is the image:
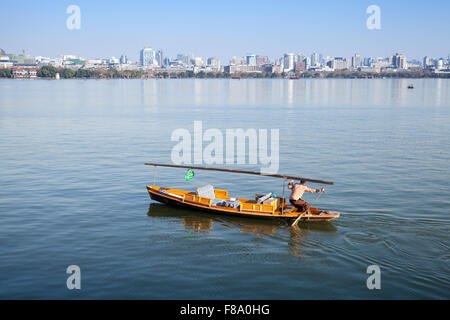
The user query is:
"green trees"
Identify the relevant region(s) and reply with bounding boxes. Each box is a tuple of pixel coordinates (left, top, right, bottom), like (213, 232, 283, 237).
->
(59, 68, 75, 78)
(270, 72, 279, 78)
(125, 70, 142, 78)
(74, 69, 99, 78)
(0, 68, 12, 78)
(25, 67, 450, 80)
(36, 66, 145, 79)
(37, 65, 58, 78)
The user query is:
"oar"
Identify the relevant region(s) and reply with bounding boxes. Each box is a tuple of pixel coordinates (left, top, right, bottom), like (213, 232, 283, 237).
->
(292, 212, 306, 227)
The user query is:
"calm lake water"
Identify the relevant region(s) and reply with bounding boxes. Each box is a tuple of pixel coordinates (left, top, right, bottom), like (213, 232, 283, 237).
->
(0, 79, 449, 299)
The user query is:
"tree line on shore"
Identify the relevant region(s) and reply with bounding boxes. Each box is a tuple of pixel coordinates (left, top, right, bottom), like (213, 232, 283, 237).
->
(0, 65, 449, 79)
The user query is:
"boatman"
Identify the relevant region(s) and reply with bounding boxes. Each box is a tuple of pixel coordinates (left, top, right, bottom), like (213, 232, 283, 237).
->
(288, 180, 324, 214)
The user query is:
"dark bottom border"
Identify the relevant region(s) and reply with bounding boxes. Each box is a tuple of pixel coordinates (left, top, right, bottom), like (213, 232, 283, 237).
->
(0, 300, 442, 318)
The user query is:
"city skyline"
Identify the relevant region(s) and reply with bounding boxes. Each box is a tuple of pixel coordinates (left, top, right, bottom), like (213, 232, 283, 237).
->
(2, 44, 449, 68)
(4, 44, 450, 79)
(1, 0, 449, 62)
(2, 42, 449, 68)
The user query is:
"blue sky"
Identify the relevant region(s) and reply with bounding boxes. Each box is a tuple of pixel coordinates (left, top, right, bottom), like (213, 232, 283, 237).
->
(1, 0, 449, 62)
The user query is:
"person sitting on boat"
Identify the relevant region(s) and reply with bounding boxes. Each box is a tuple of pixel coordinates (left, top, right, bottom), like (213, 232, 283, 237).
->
(288, 180, 324, 214)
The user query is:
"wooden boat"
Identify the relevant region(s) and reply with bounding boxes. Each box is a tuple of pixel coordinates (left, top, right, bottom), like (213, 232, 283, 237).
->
(408, 84, 414, 89)
(145, 163, 340, 223)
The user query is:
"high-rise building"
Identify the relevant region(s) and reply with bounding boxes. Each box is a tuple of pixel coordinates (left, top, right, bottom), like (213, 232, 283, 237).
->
(140, 46, 156, 66)
(392, 53, 407, 69)
(363, 57, 373, 67)
(256, 55, 269, 66)
(304, 56, 311, 69)
(156, 50, 164, 66)
(423, 56, 432, 68)
(193, 57, 203, 66)
(176, 54, 191, 65)
(297, 53, 306, 63)
(319, 54, 324, 64)
(246, 54, 256, 66)
(283, 53, 295, 72)
(294, 61, 306, 72)
(311, 52, 319, 66)
(352, 54, 361, 68)
(207, 57, 220, 68)
(330, 57, 349, 70)
(119, 54, 128, 64)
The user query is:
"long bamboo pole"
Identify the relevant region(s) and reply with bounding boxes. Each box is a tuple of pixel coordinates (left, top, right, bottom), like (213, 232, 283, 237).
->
(144, 162, 334, 185)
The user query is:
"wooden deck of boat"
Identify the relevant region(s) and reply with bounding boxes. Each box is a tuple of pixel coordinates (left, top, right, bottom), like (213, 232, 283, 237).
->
(146, 185, 340, 222)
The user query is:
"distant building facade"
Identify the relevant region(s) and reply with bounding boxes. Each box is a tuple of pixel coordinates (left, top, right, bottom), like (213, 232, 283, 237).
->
(207, 57, 220, 69)
(311, 52, 319, 66)
(12, 66, 37, 79)
(140, 46, 156, 66)
(352, 54, 362, 68)
(329, 57, 349, 70)
(294, 61, 306, 72)
(0, 55, 13, 68)
(392, 53, 407, 69)
(423, 56, 432, 68)
(156, 50, 164, 66)
(283, 53, 295, 72)
(256, 56, 269, 66)
(246, 54, 256, 66)
(120, 55, 128, 64)
(224, 64, 262, 74)
(176, 54, 191, 65)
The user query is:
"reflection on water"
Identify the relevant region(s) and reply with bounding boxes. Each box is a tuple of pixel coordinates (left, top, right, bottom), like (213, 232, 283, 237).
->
(135, 78, 450, 108)
(147, 203, 337, 257)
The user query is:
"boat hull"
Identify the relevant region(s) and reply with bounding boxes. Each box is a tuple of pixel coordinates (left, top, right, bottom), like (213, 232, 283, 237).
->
(147, 185, 340, 222)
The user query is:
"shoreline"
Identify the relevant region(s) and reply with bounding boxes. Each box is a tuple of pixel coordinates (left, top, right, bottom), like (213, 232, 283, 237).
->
(1, 66, 450, 80)
(2, 76, 450, 80)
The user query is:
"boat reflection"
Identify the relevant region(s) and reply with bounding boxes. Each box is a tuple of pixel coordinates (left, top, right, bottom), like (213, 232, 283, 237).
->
(147, 203, 338, 257)
(147, 203, 215, 234)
